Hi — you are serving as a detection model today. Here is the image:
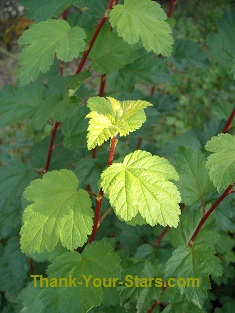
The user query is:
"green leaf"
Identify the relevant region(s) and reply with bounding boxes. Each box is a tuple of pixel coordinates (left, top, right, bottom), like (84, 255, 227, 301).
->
(107, 52, 170, 93)
(109, 0, 173, 56)
(0, 82, 44, 127)
(215, 196, 235, 232)
(170, 209, 221, 249)
(162, 289, 206, 313)
(18, 20, 86, 85)
(170, 40, 209, 70)
(0, 237, 29, 296)
(205, 133, 235, 192)
(28, 132, 75, 170)
(0, 160, 36, 239)
(73, 158, 101, 190)
(20, 283, 44, 313)
(61, 106, 89, 150)
(207, 8, 235, 79)
(20, 169, 93, 253)
(86, 97, 152, 150)
(20, 0, 85, 22)
(0, 77, 88, 130)
(174, 147, 214, 205)
(100, 150, 181, 227)
(164, 244, 223, 308)
(89, 26, 141, 74)
(40, 240, 122, 313)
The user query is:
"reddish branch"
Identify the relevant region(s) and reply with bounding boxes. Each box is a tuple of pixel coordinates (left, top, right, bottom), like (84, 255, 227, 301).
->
(152, 226, 170, 248)
(89, 136, 117, 243)
(108, 136, 117, 166)
(167, 0, 175, 18)
(44, 121, 60, 173)
(89, 189, 104, 243)
(75, 0, 116, 75)
(147, 300, 160, 313)
(29, 258, 34, 275)
(222, 107, 235, 133)
(189, 184, 234, 246)
(99, 73, 107, 97)
(136, 136, 143, 149)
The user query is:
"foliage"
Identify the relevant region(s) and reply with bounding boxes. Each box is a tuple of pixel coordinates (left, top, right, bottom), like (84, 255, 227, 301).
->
(0, 0, 234, 312)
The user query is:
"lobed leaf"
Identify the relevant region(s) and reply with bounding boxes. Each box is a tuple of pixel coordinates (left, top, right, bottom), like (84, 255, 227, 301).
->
(174, 147, 214, 205)
(205, 133, 235, 192)
(89, 26, 142, 74)
(100, 150, 181, 227)
(164, 244, 222, 308)
(109, 0, 173, 56)
(86, 97, 152, 150)
(20, 0, 86, 22)
(39, 240, 122, 313)
(20, 169, 93, 253)
(207, 8, 235, 79)
(0, 160, 36, 239)
(18, 19, 86, 85)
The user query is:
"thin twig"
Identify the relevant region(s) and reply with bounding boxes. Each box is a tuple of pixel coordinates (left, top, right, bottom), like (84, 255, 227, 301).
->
(75, 0, 116, 75)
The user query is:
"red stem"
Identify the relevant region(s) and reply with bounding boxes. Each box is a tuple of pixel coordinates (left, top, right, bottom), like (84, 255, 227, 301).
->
(89, 189, 104, 243)
(189, 184, 234, 246)
(89, 136, 117, 243)
(222, 107, 235, 133)
(147, 300, 160, 313)
(44, 122, 60, 173)
(136, 136, 143, 149)
(92, 148, 96, 159)
(60, 61, 64, 76)
(29, 258, 34, 275)
(99, 74, 107, 97)
(108, 136, 117, 167)
(152, 226, 170, 248)
(75, 0, 116, 75)
(167, 0, 175, 18)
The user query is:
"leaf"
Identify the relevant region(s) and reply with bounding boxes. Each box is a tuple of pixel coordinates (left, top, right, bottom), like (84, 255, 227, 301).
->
(100, 150, 181, 227)
(86, 97, 152, 150)
(162, 134, 202, 157)
(89, 26, 141, 74)
(73, 158, 101, 190)
(20, 0, 86, 22)
(0, 160, 36, 239)
(170, 209, 221, 249)
(0, 82, 44, 127)
(0, 237, 29, 296)
(206, 8, 235, 79)
(107, 52, 170, 93)
(205, 133, 235, 192)
(18, 19, 86, 85)
(61, 106, 89, 150)
(34, 93, 82, 129)
(28, 132, 75, 170)
(162, 289, 207, 313)
(20, 169, 93, 253)
(40, 240, 122, 313)
(164, 244, 223, 308)
(109, 0, 173, 56)
(20, 283, 44, 313)
(0, 76, 87, 130)
(170, 40, 209, 70)
(215, 196, 235, 232)
(174, 147, 214, 205)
